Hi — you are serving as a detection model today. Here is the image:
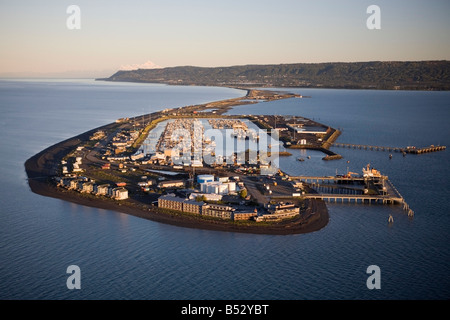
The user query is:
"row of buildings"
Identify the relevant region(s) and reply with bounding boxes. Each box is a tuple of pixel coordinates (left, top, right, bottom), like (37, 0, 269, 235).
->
(55, 176, 129, 200)
(157, 194, 257, 221)
(157, 194, 300, 222)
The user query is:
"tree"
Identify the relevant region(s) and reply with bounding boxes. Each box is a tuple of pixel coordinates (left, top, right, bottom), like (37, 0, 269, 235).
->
(196, 195, 206, 202)
(239, 189, 247, 199)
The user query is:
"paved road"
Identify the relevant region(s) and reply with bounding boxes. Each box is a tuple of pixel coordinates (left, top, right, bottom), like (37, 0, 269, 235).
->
(84, 124, 128, 165)
(241, 176, 269, 205)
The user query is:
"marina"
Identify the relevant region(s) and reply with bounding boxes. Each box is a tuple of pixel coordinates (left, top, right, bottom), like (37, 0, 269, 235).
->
(25, 87, 335, 236)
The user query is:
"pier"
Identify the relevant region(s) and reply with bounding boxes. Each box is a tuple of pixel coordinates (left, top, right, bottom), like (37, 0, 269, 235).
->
(291, 176, 365, 183)
(332, 143, 446, 154)
(291, 168, 414, 216)
(303, 193, 403, 205)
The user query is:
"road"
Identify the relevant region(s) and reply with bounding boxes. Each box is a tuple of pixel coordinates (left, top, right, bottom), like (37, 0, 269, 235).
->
(241, 176, 270, 205)
(84, 123, 128, 166)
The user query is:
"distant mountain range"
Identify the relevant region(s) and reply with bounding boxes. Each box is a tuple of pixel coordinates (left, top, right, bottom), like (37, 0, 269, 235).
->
(98, 60, 450, 90)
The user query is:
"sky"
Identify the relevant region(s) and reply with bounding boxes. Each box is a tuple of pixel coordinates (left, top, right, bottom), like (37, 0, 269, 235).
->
(0, 0, 449, 78)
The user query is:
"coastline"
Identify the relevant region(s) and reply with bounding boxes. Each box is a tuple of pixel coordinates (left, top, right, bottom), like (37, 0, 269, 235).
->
(24, 88, 331, 235)
(24, 126, 329, 236)
(27, 177, 329, 235)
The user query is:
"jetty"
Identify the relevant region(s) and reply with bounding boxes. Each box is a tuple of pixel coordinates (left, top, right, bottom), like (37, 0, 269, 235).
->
(332, 143, 446, 154)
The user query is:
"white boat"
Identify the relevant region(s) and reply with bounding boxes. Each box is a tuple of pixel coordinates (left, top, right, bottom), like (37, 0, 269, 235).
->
(362, 164, 382, 178)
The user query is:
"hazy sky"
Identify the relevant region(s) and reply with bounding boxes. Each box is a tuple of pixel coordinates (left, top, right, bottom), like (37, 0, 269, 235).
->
(1, 0, 449, 77)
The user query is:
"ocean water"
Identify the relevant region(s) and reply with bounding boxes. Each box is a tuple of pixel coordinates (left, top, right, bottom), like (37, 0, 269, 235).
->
(0, 79, 449, 300)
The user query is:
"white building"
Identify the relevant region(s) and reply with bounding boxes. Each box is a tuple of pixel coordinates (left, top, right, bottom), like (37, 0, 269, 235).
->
(95, 184, 110, 196)
(217, 176, 229, 183)
(189, 193, 223, 202)
(197, 174, 215, 184)
(200, 181, 236, 195)
(112, 187, 128, 200)
(81, 182, 95, 193)
(157, 180, 185, 189)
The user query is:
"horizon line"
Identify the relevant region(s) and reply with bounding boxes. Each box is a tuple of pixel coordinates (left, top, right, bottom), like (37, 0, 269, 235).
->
(1, 59, 449, 79)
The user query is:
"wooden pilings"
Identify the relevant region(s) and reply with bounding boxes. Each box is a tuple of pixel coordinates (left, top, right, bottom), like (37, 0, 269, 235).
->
(306, 194, 403, 205)
(403, 201, 415, 217)
(332, 143, 446, 154)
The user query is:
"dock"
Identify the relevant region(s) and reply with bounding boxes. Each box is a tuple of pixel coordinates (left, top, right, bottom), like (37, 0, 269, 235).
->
(303, 193, 403, 205)
(290, 165, 414, 216)
(291, 176, 365, 183)
(332, 143, 446, 154)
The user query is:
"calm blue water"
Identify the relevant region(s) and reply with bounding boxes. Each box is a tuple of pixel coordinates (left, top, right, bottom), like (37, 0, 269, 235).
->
(0, 80, 449, 300)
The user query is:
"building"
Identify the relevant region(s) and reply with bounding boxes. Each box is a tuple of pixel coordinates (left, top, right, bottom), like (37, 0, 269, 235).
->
(197, 174, 214, 184)
(72, 165, 83, 173)
(200, 181, 225, 194)
(158, 195, 236, 219)
(158, 195, 183, 211)
(112, 187, 128, 200)
(182, 199, 205, 214)
(158, 195, 205, 214)
(81, 182, 95, 193)
(203, 204, 235, 220)
(130, 152, 145, 161)
(233, 209, 258, 221)
(69, 179, 80, 190)
(57, 176, 73, 188)
(256, 209, 299, 222)
(266, 202, 297, 213)
(138, 181, 153, 190)
(157, 180, 185, 189)
(287, 123, 305, 133)
(257, 202, 300, 222)
(287, 123, 328, 135)
(95, 184, 110, 196)
(150, 152, 166, 162)
(189, 193, 222, 202)
(200, 181, 236, 195)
